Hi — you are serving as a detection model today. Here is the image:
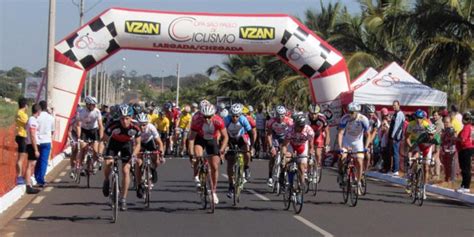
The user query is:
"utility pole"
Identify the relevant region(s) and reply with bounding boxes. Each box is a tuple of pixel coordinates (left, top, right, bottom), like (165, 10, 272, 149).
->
(95, 64, 100, 99)
(79, 0, 85, 102)
(46, 0, 56, 105)
(176, 63, 180, 106)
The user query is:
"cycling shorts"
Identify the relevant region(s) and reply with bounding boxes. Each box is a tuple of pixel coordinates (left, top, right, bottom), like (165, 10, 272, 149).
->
(81, 128, 99, 142)
(105, 139, 133, 162)
(195, 136, 220, 156)
(141, 139, 157, 152)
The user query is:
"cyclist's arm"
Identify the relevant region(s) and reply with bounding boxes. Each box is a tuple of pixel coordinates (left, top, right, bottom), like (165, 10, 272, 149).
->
(324, 126, 330, 147)
(132, 136, 141, 157)
(337, 128, 344, 150)
(219, 128, 229, 154)
(188, 130, 196, 156)
(76, 120, 82, 140)
(281, 139, 290, 159)
(98, 118, 104, 140)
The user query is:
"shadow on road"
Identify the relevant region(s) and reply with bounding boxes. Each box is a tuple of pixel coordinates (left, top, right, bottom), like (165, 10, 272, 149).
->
(23, 215, 111, 223)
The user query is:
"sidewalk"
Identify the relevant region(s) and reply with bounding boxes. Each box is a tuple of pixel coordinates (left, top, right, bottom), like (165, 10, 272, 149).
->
(366, 171, 474, 205)
(0, 149, 68, 214)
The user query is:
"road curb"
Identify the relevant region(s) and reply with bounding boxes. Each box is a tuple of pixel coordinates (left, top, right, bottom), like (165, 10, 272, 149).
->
(366, 171, 474, 204)
(0, 150, 68, 214)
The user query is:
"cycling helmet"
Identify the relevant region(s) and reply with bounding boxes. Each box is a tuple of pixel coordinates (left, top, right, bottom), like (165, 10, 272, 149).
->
(119, 104, 133, 117)
(414, 109, 425, 119)
(242, 106, 249, 115)
(192, 102, 198, 108)
(199, 99, 210, 109)
(294, 115, 306, 127)
(201, 104, 216, 116)
(365, 104, 376, 113)
(248, 105, 254, 113)
(426, 124, 436, 134)
(164, 102, 172, 111)
(275, 105, 286, 116)
(230, 103, 243, 116)
(154, 107, 162, 115)
(172, 102, 176, 108)
(84, 96, 97, 105)
(132, 103, 143, 114)
(308, 104, 321, 113)
(183, 105, 191, 113)
(218, 103, 226, 110)
(136, 112, 148, 124)
(348, 102, 361, 112)
(219, 108, 229, 118)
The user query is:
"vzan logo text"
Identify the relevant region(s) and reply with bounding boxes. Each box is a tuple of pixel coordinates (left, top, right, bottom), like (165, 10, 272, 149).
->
(239, 26, 275, 40)
(125, 21, 161, 35)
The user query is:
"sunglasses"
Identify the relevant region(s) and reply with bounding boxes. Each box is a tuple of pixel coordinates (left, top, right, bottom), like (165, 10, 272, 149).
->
(232, 115, 239, 118)
(140, 123, 147, 126)
(204, 116, 212, 119)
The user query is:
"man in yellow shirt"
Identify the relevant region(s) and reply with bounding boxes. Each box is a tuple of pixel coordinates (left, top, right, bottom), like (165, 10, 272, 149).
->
(175, 105, 192, 156)
(147, 106, 158, 124)
(15, 98, 28, 185)
(153, 108, 170, 155)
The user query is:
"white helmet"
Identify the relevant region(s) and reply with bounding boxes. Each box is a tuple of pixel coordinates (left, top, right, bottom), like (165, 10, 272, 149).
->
(230, 103, 243, 116)
(308, 104, 321, 113)
(201, 104, 216, 116)
(199, 99, 210, 109)
(218, 103, 226, 110)
(219, 108, 229, 118)
(348, 102, 361, 112)
(136, 112, 148, 123)
(275, 105, 286, 116)
(248, 105, 254, 113)
(192, 102, 198, 108)
(85, 96, 97, 105)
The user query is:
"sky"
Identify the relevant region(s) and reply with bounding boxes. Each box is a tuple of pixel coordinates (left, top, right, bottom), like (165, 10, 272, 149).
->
(0, 0, 360, 77)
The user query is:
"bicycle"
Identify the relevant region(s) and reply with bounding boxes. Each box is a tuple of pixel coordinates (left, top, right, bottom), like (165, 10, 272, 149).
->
(82, 139, 96, 189)
(407, 154, 426, 207)
(270, 146, 283, 195)
(305, 155, 321, 196)
(282, 155, 305, 214)
(227, 143, 246, 206)
(109, 155, 121, 223)
(196, 155, 215, 213)
(139, 150, 159, 208)
(173, 129, 183, 157)
(340, 150, 360, 207)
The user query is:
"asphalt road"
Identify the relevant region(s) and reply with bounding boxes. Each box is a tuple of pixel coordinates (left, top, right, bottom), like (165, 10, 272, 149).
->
(0, 157, 472, 237)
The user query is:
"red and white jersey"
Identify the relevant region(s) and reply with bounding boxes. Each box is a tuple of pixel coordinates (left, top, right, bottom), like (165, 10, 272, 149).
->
(285, 124, 314, 155)
(266, 116, 293, 138)
(191, 114, 225, 140)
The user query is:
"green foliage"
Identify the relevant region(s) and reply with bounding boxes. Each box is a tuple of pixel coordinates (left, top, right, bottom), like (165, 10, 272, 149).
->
(0, 100, 17, 128)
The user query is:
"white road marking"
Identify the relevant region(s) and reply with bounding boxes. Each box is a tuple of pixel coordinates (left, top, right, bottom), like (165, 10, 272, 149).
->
(32, 196, 45, 204)
(294, 215, 334, 237)
(53, 178, 61, 183)
(43, 186, 53, 192)
(247, 189, 270, 201)
(59, 171, 66, 177)
(18, 210, 33, 221)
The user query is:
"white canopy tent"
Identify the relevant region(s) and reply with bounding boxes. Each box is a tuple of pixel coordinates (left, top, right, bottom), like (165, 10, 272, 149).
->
(341, 62, 447, 107)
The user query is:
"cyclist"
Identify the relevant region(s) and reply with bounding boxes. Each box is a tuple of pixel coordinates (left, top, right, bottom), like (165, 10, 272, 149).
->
(188, 104, 228, 205)
(68, 104, 81, 179)
(153, 107, 170, 156)
(281, 114, 315, 187)
(224, 103, 255, 198)
(308, 104, 330, 182)
(337, 102, 370, 194)
(255, 103, 267, 158)
(363, 104, 380, 171)
(243, 105, 257, 179)
(191, 102, 199, 116)
(219, 108, 229, 119)
(175, 105, 192, 156)
(406, 124, 440, 199)
(135, 112, 164, 199)
(164, 102, 180, 155)
(132, 103, 143, 120)
(266, 105, 294, 187)
(188, 99, 210, 185)
(102, 104, 141, 211)
(147, 105, 158, 124)
(76, 96, 104, 174)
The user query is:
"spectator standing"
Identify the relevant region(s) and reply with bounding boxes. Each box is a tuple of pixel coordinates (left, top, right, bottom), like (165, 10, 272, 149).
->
(431, 111, 444, 181)
(25, 104, 41, 194)
(377, 116, 390, 171)
(450, 105, 463, 134)
(455, 113, 473, 193)
(255, 103, 267, 158)
(440, 116, 457, 182)
(15, 97, 29, 185)
(387, 100, 405, 176)
(34, 101, 55, 187)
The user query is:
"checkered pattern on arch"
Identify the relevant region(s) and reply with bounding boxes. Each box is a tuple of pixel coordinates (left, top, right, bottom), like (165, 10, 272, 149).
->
(55, 17, 120, 70)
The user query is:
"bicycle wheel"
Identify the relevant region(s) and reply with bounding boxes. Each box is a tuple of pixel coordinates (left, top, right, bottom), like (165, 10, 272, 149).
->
(361, 173, 367, 196)
(292, 178, 304, 214)
(304, 166, 312, 194)
(199, 170, 208, 210)
(233, 157, 243, 206)
(144, 165, 151, 208)
(111, 173, 119, 223)
(86, 155, 92, 188)
(417, 168, 424, 207)
(74, 166, 81, 184)
(410, 173, 418, 204)
(317, 166, 322, 183)
(272, 156, 281, 194)
(349, 167, 358, 207)
(207, 174, 215, 214)
(342, 170, 349, 204)
(283, 172, 291, 210)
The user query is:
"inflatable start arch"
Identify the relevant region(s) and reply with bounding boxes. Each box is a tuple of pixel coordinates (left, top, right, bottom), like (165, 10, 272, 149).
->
(50, 8, 350, 155)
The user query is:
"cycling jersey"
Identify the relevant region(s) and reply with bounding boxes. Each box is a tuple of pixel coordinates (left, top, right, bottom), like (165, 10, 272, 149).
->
(339, 113, 369, 152)
(309, 113, 328, 147)
(178, 113, 192, 130)
(224, 115, 252, 140)
(141, 123, 159, 144)
(412, 132, 441, 157)
(191, 114, 225, 140)
(154, 115, 170, 133)
(266, 116, 293, 140)
(368, 114, 381, 132)
(246, 115, 257, 129)
(406, 119, 430, 143)
(105, 121, 141, 143)
(77, 107, 102, 130)
(285, 124, 314, 156)
(166, 108, 180, 125)
(148, 113, 158, 124)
